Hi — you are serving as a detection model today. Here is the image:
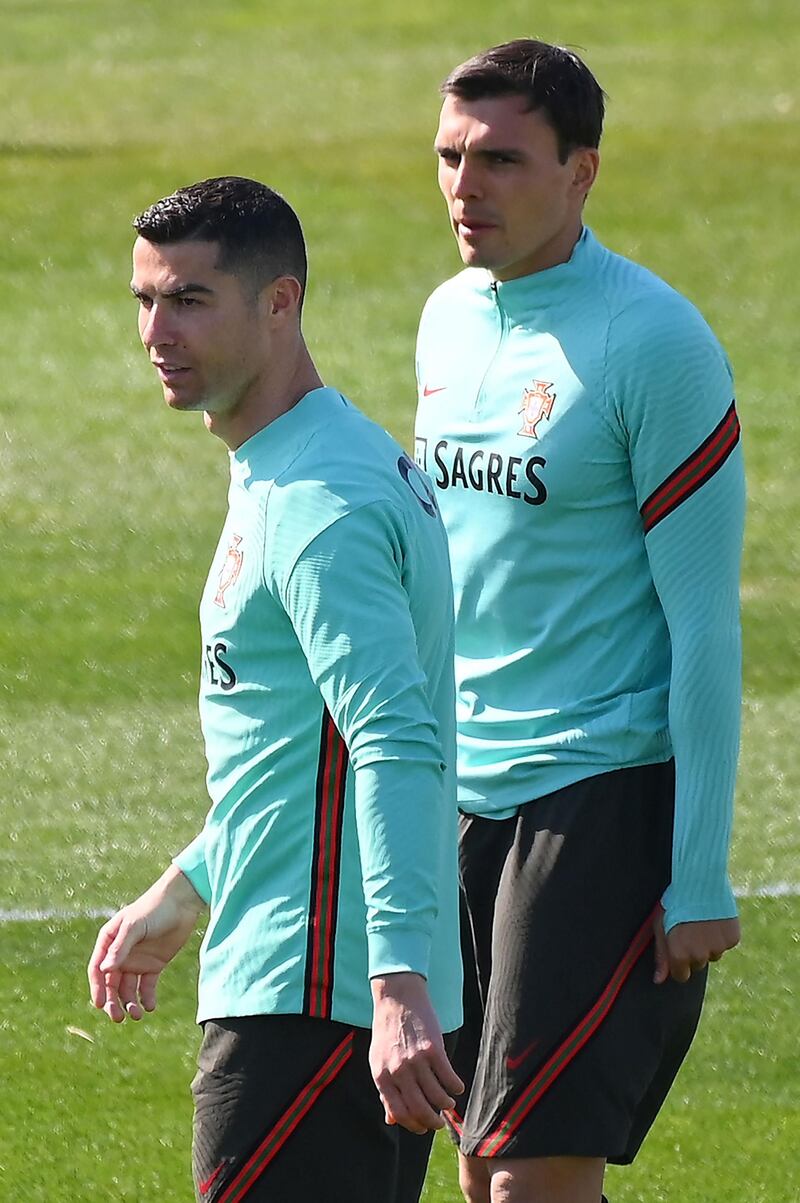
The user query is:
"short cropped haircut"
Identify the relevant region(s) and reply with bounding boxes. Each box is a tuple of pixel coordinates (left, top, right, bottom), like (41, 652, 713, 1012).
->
(441, 39, 605, 163)
(133, 176, 307, 303)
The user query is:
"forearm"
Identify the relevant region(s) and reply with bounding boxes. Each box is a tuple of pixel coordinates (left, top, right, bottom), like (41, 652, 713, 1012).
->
(645, 466, 744, 932)
(280, 509, 451, 981)
(152, 860, 208, 914)
(354, 758, 444, 980)
(662, 621, 741, 930)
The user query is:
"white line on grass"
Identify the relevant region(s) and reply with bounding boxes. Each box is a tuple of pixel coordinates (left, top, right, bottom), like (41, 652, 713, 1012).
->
(1, 884, 799, 923)
(734, 881, 800, 898)
(0, 906, 116, 923)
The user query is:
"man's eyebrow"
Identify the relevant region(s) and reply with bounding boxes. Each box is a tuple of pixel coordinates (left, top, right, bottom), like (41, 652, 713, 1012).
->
(434, 142, 523, 158)
(129, 282, 215, 298)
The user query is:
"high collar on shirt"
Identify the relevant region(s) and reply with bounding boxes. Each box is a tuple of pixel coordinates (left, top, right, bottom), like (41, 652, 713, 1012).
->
(229, 386, 347, 486)
(469, 226, 600, 319)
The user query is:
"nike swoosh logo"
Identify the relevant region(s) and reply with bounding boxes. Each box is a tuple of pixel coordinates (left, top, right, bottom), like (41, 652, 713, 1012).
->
(198, 1162, 226, 1195)
(423, 384, 447, 397)
(506, 1040, 539, 1071)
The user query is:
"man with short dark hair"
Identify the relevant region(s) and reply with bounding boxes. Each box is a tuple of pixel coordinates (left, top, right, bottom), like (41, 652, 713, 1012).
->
(415, 40, 744, 1203)
(88, 175, 463, 1203)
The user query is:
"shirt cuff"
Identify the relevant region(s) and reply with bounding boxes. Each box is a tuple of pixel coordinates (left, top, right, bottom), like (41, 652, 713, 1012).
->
(661, 881, 738, 933)
(173, 832, 211, 905)
(367, 926, 432, 981)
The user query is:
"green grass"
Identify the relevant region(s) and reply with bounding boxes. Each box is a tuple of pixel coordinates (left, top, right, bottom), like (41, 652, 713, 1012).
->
(1, 0, 798, 1198)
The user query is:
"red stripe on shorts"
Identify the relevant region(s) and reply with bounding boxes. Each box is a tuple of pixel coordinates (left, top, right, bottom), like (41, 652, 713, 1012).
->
(477, 904, 660, 1157)
(216, 1031, 355, 1202)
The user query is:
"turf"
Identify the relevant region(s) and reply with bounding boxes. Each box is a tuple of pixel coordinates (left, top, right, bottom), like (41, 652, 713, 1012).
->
(1, 0, 798, 1199)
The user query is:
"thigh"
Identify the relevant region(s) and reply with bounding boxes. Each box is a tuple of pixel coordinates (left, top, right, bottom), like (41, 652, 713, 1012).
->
(446, 812, 518, 1143)
(191, 1014, 434, 1203)
(460, 762, 706, 1162)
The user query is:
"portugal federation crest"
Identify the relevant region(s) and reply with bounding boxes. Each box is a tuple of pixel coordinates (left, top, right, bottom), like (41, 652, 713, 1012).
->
(519, 380, 556, 439)
(214, 534, 243, 608)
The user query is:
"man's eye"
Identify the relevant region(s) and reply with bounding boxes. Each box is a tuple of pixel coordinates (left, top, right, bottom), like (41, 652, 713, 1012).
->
(177, 296, 200, 307)
(137, 296, 153, 310)
(439, 151, 460, 166)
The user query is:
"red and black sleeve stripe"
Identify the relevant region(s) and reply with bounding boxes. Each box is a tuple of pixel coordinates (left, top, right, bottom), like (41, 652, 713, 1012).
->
(640, 401, 740, 534)
(303, 709, 349, 1019)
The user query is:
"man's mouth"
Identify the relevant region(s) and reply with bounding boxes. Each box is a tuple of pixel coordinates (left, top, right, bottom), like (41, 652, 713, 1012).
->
(456, 216, 496, 237)
(153, 362, 190, 383)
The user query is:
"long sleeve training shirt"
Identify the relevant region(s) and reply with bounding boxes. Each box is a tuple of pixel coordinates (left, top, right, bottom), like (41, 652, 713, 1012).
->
(176, 387, 462, 1031)
(415, 228, 745, 933)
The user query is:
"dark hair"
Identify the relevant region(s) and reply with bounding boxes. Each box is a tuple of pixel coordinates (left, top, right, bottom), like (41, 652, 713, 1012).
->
(133, 176, 307, 302)
(441, 39, 605, 163)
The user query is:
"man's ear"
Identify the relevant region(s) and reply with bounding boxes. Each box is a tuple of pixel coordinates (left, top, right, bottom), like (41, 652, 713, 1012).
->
(572, 147, 600, 199)
(265, 275, 303, 320)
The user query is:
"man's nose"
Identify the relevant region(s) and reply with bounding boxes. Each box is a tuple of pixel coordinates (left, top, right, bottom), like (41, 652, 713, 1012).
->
(451, 159, 482, 200)
(140, 303, 177, 350)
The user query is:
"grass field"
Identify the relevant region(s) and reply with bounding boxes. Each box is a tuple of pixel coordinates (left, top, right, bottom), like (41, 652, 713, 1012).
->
(1, 0, 798, 1199)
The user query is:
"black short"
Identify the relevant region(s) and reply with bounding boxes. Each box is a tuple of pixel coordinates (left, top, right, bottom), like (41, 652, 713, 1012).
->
(448, 761, 706, 1164)
(191, 1014, 436, 1202)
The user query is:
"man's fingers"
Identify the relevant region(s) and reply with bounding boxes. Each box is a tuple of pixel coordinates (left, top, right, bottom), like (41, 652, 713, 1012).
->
(394, 1072, 447, 1132)
(653, 914, 670, 985)
(389, 1079, 442, 1134)
(417, 1048, 465, 1111)
(138, 973, 159, 1013)
(102, 976, 126, 1023)
(375, 1053, 455, 1133)
(428, 1047, 465, 1099)
(118, 971, 144, 1020)
(664, 918, 741, 984)
(99, 917, 144, 973)
(412, 1061, 457, 1114)
(88, 919, 122, 1006)
(669, 958, 692, 983)
(376, 1078, 427, 1134)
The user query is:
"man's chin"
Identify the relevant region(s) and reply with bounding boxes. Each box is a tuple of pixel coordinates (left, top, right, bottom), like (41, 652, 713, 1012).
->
(162, 387, 206, 412)
(456, 236, 497, 271)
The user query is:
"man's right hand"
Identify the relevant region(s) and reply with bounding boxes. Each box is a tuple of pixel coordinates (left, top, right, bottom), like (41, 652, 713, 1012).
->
(369, 972, 464, 1135)
(88, 864, 206, 1023)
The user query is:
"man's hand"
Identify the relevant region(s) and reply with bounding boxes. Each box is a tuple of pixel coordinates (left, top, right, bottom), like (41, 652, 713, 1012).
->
(654, 910, 740, 984)
(369, 972, 464, 1135)
(88, 865, 206, 1022)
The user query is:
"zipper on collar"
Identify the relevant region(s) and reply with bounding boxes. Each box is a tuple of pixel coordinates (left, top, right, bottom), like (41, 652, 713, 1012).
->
(473, 281, 507, 416)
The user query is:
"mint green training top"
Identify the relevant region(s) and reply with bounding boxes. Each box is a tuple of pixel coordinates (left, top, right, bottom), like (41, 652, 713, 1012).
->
(174, 387, 462, 1032)
(414, 228, 745, 934)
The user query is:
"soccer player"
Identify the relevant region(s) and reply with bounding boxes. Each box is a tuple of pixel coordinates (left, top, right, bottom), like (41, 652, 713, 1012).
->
(87, 176, 463, 1203)
(414, 40, 745, 1203)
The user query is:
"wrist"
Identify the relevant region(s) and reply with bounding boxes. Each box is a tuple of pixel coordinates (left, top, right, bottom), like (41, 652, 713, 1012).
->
(370, 971, 427, 1002)
(155, 863, 206, 914)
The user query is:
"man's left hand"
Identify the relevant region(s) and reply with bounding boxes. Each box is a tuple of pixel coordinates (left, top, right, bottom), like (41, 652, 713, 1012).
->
(369, 972, 464, 1135)
(654, 913, 741, 984)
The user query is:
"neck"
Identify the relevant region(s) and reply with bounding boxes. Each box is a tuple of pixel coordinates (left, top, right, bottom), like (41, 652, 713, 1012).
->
(205, 342, 324, 450)
(490, 219, 584, 283)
